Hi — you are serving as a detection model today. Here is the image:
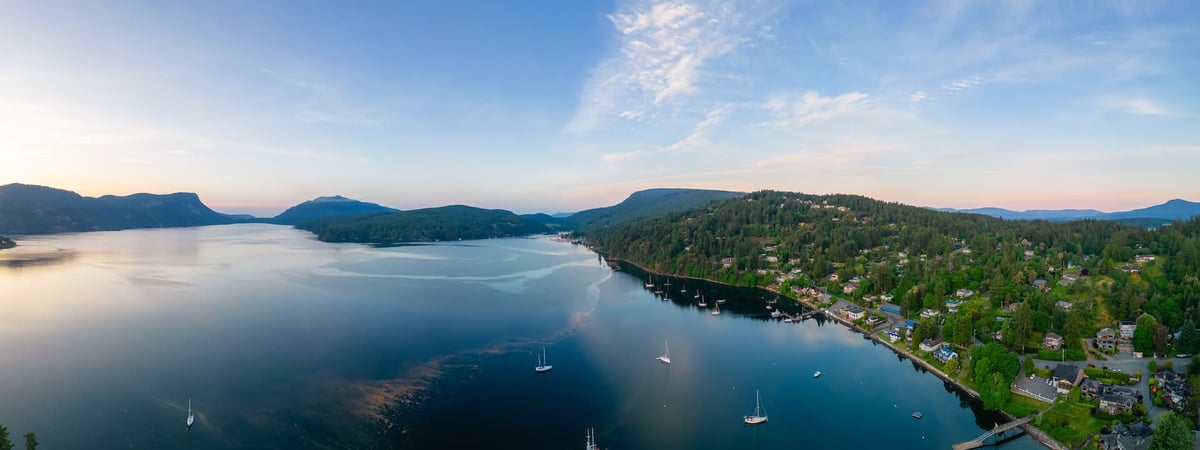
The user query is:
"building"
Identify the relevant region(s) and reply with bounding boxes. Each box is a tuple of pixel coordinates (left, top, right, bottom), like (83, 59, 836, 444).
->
(1055, 300, 1071, 311)
(945, 298, 962, 314)
(1135, 254, 1156, 263)
(845, 307, 865, 321)
(955, 288, 974, 298)
(1096, 328, 1116, 351)
(1061, 273, 1079, 284)
(1052, 364, 1082, 396)
(887, 330, 902, 342)
(919, 308, 941, 319)
(934, 346, 958, 363)
(1032, 279, 1048, 291)
(880, 303, 901, 315)
(1043, 332, 1064, 350)
(1119, 321, 1137, 340)
(881, 293, 895, 302)
(1099, 393, 1136, 415)
(919, 338, 943, 352)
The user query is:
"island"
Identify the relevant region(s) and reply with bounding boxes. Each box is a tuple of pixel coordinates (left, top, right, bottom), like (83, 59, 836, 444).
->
(581, 190, 1200, 449)
(0, 235, 13, 250)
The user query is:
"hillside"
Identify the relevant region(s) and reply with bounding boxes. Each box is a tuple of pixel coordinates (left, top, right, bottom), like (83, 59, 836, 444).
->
(568, 188, 743, 229)
(584, 190, 1200, 354)
(0, 183, 241, 234)
(299, 205, 550, 243)
(0, 235, 13, 250)
(272, 195, 397, 225)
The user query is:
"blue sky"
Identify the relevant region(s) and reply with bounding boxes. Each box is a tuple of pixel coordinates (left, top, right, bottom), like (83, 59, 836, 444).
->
(1, 0, 1197, 216)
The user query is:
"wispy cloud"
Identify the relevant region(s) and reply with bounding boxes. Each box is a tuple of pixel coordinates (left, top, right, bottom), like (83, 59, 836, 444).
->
(940, 76, 982, 92)
(564, 0, 764, 132)
(1103, 97, 1172, 116)
(258, 69, 378, 126)
(762, 91, 869, 127)
(601, 104, 730, 162)
(909, 90, 930, 103)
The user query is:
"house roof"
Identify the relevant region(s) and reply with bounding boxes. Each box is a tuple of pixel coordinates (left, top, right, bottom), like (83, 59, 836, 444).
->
(1053, 364, 1079, 382)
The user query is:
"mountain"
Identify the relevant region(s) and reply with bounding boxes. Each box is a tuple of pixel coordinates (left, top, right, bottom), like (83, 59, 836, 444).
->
(1105, 199, 1200, 221)
(0, 183, 241, 234)
(568, 188, 744, 229)
(299, 205, 550, 244)
(272, 195, 397, 225)
(936, 198, 1200, 222)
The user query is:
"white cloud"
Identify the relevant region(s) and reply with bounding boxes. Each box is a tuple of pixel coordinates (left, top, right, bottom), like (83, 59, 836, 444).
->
(565, 0, 762, 132)
(909, 91, 930, 103)
(668, 104, 729, 151)
(940, 76, 982, 92)
(1103, 97, 1172, 116)
(762, 91, 869, 127)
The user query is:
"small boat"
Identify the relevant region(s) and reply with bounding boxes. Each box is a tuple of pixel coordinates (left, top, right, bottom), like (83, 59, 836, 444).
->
(716, 299, 726, 304)
(770, 310, 783, 318)
(694, 292, 701, 299)
(711, 302, 721, 316)
(698, 294, 707, 307)
(813, 371, 821, 378)
(186, 397, 195, 430)
(656, 340, 671, 364)
(680, 284, 687, 293)
(783, 317, 793, 323)
(912, 411, 923, 419)
(743, 390, 768, 425)
(645, 280, 654, 289)
(583, 429, 597, 450)
(535, 347, 553, 373)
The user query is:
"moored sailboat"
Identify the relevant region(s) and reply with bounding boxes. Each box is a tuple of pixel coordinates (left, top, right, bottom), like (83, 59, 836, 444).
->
(535, 347, 553, 373)
(186, 397, 195, 430)
(743, 390, 768, 425)
(656, 340, 671, 364)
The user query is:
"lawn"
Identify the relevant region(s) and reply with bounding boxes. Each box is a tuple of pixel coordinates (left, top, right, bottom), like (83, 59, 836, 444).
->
(1003, 394, 1050, 417)
(1035, 395, 1125, 447)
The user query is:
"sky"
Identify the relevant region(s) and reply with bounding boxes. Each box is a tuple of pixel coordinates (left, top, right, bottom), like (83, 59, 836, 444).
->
(1, 0, 1197, 216)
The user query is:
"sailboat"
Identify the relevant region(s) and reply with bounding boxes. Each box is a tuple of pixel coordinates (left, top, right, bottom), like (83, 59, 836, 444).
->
(680, 283, 687, 293)
(743, 390, 768, 425)
(535, 347, 553, 373)
(697, 294, 707, 308)
(186, 397, 195, 430)
(711, 301, 721, 316)
(585, 427, 600, 450)
(645, 276, 655, 289)
(656, 340, 671, 364)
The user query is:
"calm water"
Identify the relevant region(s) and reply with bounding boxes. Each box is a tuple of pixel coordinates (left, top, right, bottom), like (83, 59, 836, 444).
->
(0, 224, 1041, 449)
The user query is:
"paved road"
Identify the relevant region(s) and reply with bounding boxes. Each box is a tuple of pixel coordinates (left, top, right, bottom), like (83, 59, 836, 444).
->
(1031, 352, 1192, 417)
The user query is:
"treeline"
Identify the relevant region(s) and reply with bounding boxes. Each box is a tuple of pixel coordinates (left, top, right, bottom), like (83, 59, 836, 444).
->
(583, 190, 1200, 333)
(300, 205, 550, 244)
(0, 235, 13, 250)
(0, 423, 37, 450)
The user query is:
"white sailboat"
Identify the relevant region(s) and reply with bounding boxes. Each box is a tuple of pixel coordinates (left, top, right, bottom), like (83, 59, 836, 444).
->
(585, 427, 600, 450)
(743, 390, 768, 425)
(645, 276, 655, 289)
(186, 397, 195, 430)
(697, 294, 707, 307)
(711, 301, 721, 316)
(535, 347, 553, 373)
(656, 340, 671, 364)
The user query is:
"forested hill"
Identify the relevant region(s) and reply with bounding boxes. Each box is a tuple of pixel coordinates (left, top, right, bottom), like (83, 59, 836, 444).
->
(298, 205, 551, 243)
(0, 235, 14, 250)
(0, 183, 241, 234)
(584, 190, 1200, 338)
(271, 195, 397, 225)
(568, 188, 743, 229)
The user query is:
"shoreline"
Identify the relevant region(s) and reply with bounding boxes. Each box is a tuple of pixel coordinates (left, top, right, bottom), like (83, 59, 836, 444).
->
(600, 253, 1069, 450)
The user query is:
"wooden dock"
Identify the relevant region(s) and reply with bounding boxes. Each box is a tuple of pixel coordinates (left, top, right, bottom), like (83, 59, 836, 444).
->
(951, 416, 1032, 450)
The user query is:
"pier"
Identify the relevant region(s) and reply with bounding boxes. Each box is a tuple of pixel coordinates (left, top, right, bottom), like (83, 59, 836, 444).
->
(951, 416, 1032, 450)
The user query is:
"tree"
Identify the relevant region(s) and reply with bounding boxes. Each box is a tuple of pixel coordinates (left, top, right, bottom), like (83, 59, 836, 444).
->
(0, 424, 11, 450)
(1179, 320, 1199, 355)
(1149, 412, 1193, 450)
(1011, 304, 1034, 353)
(1154, 323, 1170, 357)
(1022, 355, 1035, 375)
(973, 343, 1019, 410)
(944, 357, 960, 376)
(1134, 313, 1158, 354)
(21, 433, 34, 450)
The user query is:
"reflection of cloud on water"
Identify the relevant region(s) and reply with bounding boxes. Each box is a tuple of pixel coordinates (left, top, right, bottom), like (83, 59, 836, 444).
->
(312, 258, 598, 295)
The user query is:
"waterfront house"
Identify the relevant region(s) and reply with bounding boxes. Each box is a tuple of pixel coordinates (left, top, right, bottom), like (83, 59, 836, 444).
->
(1043, 332, 1064, 350)
(887, 330, 901, 342)
(955, 288, 974, 298)
(866, 316, 885, 327)
(934, 347, 957, 363)
(919, 338, 943, 353)
(880, 303, 901, 315)
(1052, 364, 1083, 396)
(845, 307, 865, 321)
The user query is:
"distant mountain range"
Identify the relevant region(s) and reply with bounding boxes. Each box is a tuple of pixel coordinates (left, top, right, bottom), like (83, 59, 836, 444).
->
(0, 183, 240, 234)
(935, 199, 1200, 225)
(270, 195, 397, 225)
(566, 188, 744, 229)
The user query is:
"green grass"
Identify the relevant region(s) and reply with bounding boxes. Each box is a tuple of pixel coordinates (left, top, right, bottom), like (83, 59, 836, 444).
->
(1036, 398, 1116, 447)
(1003, 394, 1050, 417)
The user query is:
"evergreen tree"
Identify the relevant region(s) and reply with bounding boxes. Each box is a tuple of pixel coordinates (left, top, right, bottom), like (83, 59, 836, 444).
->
(1135, 313, 1158, 354)
(1179, 320, 1199, 355)
(1149, 412, 1193, 450)
(21, 433, 34, 450)
(0, 424, 11, 450)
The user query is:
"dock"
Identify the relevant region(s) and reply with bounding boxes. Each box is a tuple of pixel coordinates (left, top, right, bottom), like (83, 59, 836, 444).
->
(951, 416, 1032, 450)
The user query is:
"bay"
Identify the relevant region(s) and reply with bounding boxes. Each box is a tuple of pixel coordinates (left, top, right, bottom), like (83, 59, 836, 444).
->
(0, 224, 1041, 449)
